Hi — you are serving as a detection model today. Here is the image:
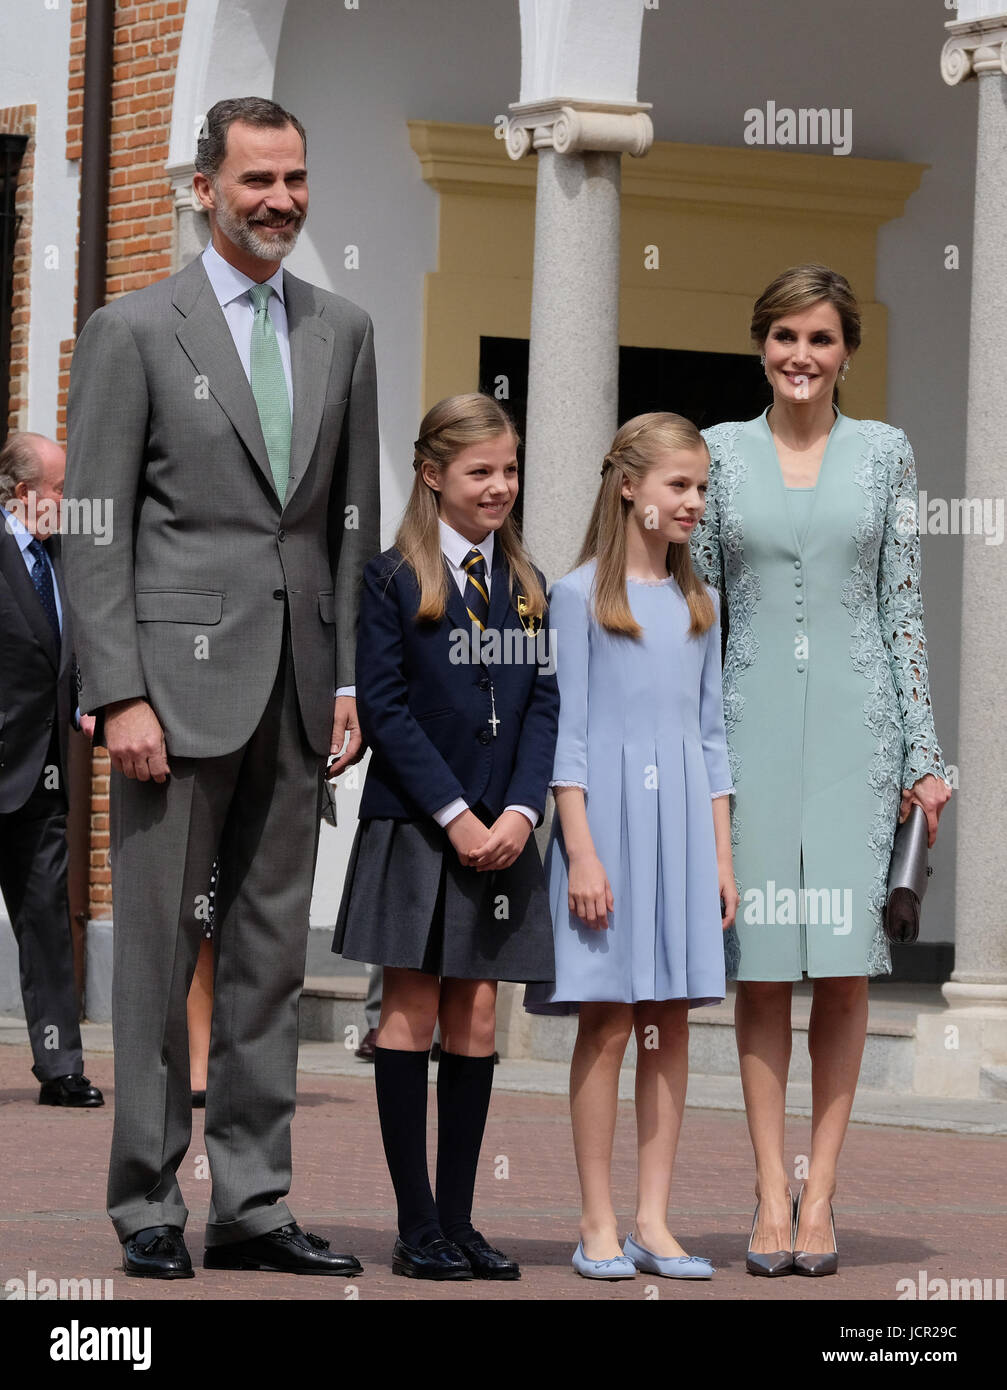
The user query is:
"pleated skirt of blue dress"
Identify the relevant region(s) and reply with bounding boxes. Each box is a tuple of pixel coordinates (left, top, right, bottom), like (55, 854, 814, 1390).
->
(525, 736, 727, 1015)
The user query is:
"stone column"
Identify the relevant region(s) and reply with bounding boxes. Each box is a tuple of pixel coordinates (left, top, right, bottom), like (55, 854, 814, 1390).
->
(914, 12, 1007, 1097)
(507, 104, 651, 578)
(505, 0, 653, 580)
(166, 164, 209, 271)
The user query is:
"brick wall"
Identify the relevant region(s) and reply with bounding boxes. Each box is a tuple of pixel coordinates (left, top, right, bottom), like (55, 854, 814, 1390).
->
(63, 0, 189, 920)
(2, 105, 36, 436)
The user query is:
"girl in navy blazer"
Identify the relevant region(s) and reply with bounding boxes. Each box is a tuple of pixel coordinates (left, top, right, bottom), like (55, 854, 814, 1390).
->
(333, 393, 558, 1281)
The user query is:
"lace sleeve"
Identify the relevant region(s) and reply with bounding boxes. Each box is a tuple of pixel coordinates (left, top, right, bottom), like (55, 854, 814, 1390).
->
(692, 438, 723, 593)
(877, 431, 947, 787)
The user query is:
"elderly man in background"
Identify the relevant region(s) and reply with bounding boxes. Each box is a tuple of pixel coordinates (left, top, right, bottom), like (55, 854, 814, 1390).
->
(0, 430, 101, 1108)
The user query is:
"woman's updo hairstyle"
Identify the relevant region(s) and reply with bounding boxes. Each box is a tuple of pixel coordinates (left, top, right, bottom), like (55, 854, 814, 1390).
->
(750, 264, 861, 354)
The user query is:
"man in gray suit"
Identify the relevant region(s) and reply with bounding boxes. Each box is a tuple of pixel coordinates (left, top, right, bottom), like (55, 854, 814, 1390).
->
(64, 98, 378, 1279)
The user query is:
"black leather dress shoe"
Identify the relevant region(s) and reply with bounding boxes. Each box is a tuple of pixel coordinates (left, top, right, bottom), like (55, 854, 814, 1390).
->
(38, 1074, 104, 1107)
(354, 1029, 377, 1061)
(454, 1231, 520, 1280)
(392, 1235, 473, 1280)
(122, 1226, 194, 1279)
(204, 1223, 363, 1275)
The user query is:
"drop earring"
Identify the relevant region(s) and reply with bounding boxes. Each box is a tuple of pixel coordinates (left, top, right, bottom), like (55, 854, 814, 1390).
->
(840, 359, 850, 382)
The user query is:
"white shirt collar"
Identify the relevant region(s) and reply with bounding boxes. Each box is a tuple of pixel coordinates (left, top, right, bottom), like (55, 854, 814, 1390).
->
(1, 505, 35, 555)
(438, 518, 494, 572)
(202, 241, 286, 309)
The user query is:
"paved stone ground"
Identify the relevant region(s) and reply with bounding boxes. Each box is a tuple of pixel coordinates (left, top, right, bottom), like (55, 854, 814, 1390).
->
(2, 1038, 1005, 1312)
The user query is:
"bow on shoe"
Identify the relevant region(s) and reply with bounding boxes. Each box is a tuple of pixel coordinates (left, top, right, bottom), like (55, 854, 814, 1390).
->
(137, 1232, 181, 1257)
(275, 1223, 330, 1249)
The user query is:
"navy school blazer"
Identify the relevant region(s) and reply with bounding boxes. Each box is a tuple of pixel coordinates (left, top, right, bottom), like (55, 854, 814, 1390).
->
(356, 543, 560, 824)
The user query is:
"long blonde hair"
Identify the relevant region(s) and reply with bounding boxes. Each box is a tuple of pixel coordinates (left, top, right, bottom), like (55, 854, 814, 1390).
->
(579, 412, 716, 639)
(394, 393, 547, 622)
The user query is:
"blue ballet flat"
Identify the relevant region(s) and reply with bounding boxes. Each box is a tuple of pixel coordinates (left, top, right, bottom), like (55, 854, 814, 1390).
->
(572, 1241, 637, 1280)
(622, 1233, 715, 1279)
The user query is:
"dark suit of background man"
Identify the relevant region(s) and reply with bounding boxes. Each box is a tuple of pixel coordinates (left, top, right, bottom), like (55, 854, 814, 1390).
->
(0, 431, 103, 1108)
(63, 97, 379, 1280)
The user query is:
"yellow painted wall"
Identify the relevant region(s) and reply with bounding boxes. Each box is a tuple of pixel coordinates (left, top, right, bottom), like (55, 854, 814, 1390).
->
(409, 120, 926, 423)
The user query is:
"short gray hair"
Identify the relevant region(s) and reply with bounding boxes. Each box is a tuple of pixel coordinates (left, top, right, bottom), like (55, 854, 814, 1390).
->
(0, 431, 46, 505)
(195, 97, 307, 181)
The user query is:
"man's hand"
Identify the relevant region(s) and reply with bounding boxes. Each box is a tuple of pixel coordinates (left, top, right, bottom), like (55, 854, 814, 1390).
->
(79, 714, 97, 742)
(327, 695, 364, 778)
(103, 697, 169, 782)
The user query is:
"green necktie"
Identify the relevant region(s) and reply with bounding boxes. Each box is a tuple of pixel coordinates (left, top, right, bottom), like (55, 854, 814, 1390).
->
(248, 282, 291, 502)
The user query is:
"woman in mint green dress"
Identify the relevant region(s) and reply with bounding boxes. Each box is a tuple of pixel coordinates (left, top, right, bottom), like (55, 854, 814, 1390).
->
(691, 265, 952, 1276)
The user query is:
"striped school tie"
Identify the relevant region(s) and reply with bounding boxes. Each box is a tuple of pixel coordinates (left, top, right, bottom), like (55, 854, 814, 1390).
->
(462, 547, 489, 630)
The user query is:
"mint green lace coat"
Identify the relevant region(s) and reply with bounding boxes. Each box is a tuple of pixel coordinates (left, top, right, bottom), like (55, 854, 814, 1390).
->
(692, 409, 946, 978)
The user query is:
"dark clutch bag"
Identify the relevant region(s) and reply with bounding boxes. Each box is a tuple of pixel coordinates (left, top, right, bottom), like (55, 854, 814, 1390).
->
(321, 767, 338, 828)
(884, 803, 932, 944)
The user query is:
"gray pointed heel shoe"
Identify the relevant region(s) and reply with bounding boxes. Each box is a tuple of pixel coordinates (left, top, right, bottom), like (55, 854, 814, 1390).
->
(792, 1186, 838, 1276)
(745, 1192, 794, 1276)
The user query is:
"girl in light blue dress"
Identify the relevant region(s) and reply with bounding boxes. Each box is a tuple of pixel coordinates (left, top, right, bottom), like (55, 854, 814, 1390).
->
(525, 412, 738, 1281)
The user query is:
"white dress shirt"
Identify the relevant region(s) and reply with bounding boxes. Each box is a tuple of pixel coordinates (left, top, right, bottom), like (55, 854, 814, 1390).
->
(433, 519, 536, 831)
(202, 242, 354, 702)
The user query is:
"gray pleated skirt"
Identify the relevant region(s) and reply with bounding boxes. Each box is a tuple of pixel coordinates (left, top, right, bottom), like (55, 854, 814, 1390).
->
(332, 816, 555, 982)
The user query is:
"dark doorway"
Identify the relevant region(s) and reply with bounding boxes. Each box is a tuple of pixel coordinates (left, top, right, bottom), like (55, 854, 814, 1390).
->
(479, 334, 771, 529)
(0, 134, 28, 447)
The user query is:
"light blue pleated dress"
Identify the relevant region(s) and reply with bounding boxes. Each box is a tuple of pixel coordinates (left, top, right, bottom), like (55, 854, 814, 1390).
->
(524, 561, 733, 1014)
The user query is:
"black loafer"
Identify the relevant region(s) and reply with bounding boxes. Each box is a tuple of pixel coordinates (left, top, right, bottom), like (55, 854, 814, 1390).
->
(204, 1223, 363, 1276)
(392, 1235, 473, 1280)
(39, 1073, 104, 1107)
(122, 1225, 194, 1279)
(354, 1029, 378, 1062)
(455, 1231, 520, 1280)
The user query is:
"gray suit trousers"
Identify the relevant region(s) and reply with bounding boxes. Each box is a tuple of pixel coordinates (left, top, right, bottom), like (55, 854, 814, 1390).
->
(106, 613, 322, 1244)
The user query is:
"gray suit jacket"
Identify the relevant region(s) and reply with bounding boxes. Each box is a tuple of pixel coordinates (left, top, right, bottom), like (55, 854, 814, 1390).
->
(63, 255, 379, 759)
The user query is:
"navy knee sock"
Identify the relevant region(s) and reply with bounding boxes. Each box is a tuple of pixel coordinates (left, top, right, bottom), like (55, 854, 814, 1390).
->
(434, 1049, 496, 1244)
(373, 1045, 442, 1248)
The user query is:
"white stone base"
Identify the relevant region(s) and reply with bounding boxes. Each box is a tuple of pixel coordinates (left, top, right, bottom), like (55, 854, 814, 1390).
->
(913, 1007, 1007, 1098)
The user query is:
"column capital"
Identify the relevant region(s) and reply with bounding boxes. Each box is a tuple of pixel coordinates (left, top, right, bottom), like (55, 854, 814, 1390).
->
(505, 98, 653, 161)
(941, 16, 1007, 85)
(165, 161, 199, 210)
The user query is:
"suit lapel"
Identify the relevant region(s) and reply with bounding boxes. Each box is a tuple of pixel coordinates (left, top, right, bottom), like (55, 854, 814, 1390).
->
(172, 259, 278, 503)
(284, 271, 335, 507)
(443, 555, 474, 636)
(487, 540, 511, 635)
(0, 525, 59, 670)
